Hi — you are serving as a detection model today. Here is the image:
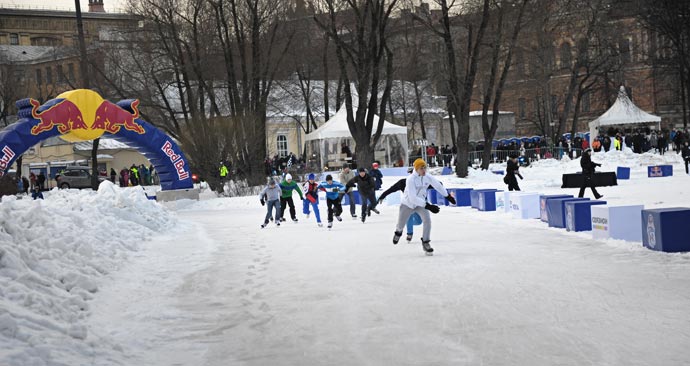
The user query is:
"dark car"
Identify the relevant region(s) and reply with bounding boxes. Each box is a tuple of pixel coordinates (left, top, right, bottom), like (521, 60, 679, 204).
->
(55, 166, 106, 189)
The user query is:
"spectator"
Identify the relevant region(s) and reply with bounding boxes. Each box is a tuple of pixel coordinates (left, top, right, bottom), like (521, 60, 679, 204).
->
(370, 162, 383, 190)
(37, 172, 46, 191)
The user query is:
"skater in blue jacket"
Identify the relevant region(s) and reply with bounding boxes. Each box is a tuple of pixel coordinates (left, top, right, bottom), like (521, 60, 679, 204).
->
(316, 175, 346, 229)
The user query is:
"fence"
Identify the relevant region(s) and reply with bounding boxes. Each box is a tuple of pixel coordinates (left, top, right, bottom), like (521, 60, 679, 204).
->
(409, 147, 584, 168)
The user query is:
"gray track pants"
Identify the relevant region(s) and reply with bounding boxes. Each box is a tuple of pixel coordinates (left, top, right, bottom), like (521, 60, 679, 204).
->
(395, 204, 431, 241)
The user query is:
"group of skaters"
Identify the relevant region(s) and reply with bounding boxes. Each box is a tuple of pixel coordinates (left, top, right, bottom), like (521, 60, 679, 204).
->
(258, 159, 455, 256)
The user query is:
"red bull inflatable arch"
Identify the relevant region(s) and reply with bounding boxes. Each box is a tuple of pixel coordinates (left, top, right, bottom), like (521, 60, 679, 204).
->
(0, 89, 193, 191)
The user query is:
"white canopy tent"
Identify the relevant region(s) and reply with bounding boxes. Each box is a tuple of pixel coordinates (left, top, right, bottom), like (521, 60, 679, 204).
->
(589, 86, 661, 143)
(304, 105, 408, 170)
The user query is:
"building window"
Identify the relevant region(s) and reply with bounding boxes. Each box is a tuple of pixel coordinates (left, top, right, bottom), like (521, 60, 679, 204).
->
(560, 43, 572, 69)
(620, 38, 631, 64)
(35, 69, 43, 85)
(581, 91, 590, 113)
(68, 63, 75, 81)
(10, 33, 19, 45)
(276, 135, 288, 157)
(57, 64, 65, 82)
(518, 98, 526, 119)
(46, 67, 53, 84)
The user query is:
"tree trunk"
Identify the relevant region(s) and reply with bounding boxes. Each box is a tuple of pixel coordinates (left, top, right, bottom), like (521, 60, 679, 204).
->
(412, 79, 427, 140)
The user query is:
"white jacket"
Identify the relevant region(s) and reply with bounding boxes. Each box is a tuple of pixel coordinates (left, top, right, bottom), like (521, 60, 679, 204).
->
(401, 171, 448, 209)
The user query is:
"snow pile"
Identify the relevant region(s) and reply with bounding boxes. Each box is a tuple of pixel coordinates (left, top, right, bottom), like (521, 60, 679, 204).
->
(0, 181, 178, 365)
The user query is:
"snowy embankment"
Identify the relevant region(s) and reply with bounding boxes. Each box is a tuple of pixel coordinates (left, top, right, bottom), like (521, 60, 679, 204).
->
(0, 181, 178, 365)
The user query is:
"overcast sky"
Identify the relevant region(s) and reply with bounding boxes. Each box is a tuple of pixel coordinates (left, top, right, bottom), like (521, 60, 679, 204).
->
(0, 0, 128, 13)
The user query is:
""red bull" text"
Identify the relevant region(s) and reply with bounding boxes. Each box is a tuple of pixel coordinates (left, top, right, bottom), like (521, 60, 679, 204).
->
(0, 145, 16, 177)
(30, 99, 88, 135)
(92, 100, 145, 134)
(161, 140, 189, 180)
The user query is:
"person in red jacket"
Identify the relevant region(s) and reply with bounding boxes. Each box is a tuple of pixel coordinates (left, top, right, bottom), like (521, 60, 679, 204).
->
(426, 145, 436, 167)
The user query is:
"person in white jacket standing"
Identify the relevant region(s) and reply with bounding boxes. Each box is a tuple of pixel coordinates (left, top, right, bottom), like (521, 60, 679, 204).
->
(393, 158, 456, 255)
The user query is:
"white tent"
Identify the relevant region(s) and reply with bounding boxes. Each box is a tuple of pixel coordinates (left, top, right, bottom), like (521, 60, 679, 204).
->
(304, 105, 408, 170)
(589, 86, 661, 143)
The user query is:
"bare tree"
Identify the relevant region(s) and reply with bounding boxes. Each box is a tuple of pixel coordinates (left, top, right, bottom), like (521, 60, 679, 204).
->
(478, 0, 529, 170)
(415, 0, 491, 177)
(637, 0, 690, 129)
(312, 0, 399, 167)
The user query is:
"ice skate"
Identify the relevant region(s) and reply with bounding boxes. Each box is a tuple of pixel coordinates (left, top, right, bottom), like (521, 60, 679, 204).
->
(335, 216, 342, 222)
(351, 214, 357, 219)
(406, 233, 413, 242)
(327, 221, 333, 230)
(421, 239, 434, 256)
(317, 222, 323, 227)
(292, 217, 298, 223)
(370, 208, 380, 214)
(393, 231, 402, 244)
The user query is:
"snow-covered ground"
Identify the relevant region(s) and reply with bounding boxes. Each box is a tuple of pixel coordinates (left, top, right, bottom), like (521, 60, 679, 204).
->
(2, 149, 690, 365)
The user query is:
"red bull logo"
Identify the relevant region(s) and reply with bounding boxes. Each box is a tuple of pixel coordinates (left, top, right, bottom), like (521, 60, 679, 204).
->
(30, 98, 88, 135)
(29, 91, 145, 139)
(162, 140, 189, 180)
(0, 145, 16, 177)
(92, 100, 145, 134)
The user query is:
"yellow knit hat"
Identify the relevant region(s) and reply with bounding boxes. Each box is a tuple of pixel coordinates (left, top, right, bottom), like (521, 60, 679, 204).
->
(413, 158, 427, 171)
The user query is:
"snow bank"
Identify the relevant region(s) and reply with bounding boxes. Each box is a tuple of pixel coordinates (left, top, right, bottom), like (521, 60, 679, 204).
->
(0, 181, 178, 365)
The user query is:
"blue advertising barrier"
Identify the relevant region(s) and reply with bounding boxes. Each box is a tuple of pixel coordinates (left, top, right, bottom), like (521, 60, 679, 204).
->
(565, 200, 607, 232)
(616, 167, 630, 180)
(427, 189, 443, 205)
(641, 208, 690, 252)
(478, 190, 501, 211)
(341, 190, 362, 205)
(591, 205, 644, 242)
(447, 188, 473, 207)
(547, 197, 590, 228)
(471, 189, 499, 209)
(540, 195, 573, 222)
(441, 167, 453, 175)
(647, 165, 673, 177)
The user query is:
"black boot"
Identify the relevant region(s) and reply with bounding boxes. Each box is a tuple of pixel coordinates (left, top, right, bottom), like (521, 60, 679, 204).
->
(393, 231, 402, 244)
(421, 239, 434, 255)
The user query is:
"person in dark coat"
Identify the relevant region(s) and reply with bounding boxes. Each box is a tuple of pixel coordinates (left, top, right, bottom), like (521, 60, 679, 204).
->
(110, 168, 117, 183)
(345, 167, 379, 222)
(369, 162, 383, 190)
(578, 148, 603, 199)
(681, 141, 690, 174)
(37, 172, 46, 190)
(504, 153, 523, 191)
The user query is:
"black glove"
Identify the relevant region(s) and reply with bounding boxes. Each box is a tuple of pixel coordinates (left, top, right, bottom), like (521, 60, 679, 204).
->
(518, 173, 524, 180)
(377, 197, 384, 205)
(300, 197, 304, 200)
(445, 195, 456, 205)
(260, 199, 265, 206)
(425, 203, 440, 214)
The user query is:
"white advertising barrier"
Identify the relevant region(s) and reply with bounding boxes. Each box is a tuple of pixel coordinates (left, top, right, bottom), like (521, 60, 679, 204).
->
(591, 205, 644, 242)
(498, 191, 517, 213)
(510, 192, 541, 219)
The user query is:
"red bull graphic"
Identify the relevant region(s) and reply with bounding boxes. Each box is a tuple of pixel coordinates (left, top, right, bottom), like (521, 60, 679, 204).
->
(0, 89, 193, 191)
(92, 100, 145, 134)
(162, 140, 190, 180)
(0, 145, 16, 177)
(30, 99, 88, 135)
